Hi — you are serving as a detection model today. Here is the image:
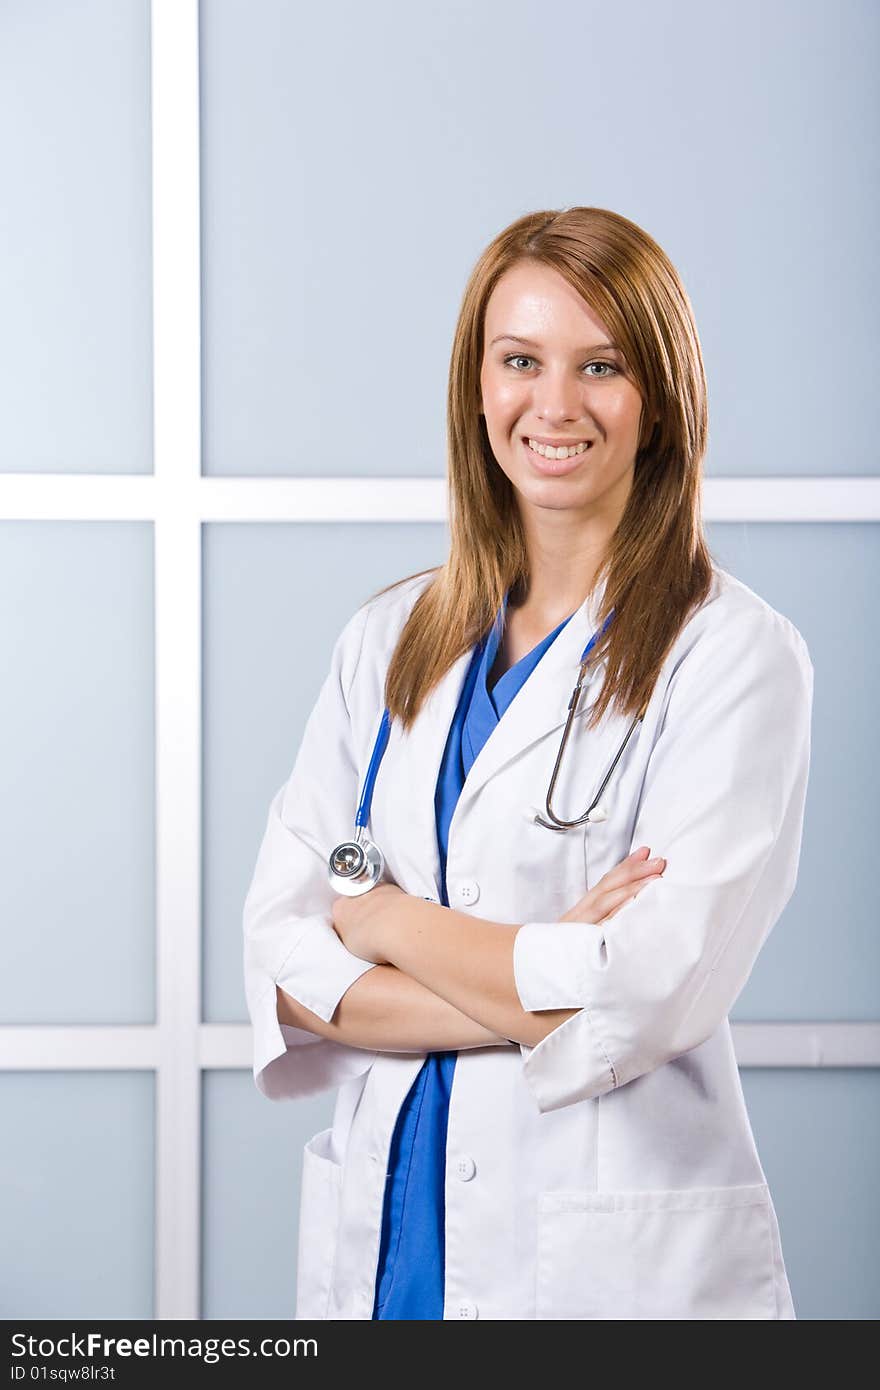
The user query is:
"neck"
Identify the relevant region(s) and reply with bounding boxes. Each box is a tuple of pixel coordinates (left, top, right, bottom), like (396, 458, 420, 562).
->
(511, 513, 610, 623)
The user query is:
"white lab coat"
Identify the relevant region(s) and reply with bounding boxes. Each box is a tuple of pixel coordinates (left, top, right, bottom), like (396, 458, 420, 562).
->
(242, 564, 812, 1320)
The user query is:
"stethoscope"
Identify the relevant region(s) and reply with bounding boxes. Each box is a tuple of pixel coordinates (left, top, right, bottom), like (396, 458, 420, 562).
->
(327, 608, 648, 896)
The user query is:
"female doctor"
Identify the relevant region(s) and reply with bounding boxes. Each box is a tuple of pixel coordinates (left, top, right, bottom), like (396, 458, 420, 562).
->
(242, 206, 813, 1321)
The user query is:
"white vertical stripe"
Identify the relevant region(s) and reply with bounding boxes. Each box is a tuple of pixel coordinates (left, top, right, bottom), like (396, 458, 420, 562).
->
(151, 0, 202, 1322)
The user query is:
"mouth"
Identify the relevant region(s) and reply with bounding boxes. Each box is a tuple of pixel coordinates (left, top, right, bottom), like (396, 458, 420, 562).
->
(521, 435, 594, 476)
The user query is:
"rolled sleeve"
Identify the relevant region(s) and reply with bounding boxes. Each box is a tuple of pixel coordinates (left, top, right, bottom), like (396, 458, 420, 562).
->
(513, 924, 617, 1110)
(276, 915, 378, 1023)
(513, 920, 591, 1011)
(511, 606, 814, 1115)
(248, 979, 378, 1103)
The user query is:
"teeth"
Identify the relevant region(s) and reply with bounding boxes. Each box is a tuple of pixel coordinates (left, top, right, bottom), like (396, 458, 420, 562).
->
(527, 438, 592, 460)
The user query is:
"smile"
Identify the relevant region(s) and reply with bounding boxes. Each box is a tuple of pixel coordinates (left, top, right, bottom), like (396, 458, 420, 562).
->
(526, 437, 593, 459)
(521, 436, 593, 477)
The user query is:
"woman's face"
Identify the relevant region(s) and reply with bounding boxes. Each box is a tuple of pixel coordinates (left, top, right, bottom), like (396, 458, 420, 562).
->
(479, 261, 648, 526)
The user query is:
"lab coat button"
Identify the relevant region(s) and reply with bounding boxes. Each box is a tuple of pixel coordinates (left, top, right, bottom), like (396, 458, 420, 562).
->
(457, 1300, 479, 1319)
(456, 880, 480, 904)
(454, 1154, 476, 1181)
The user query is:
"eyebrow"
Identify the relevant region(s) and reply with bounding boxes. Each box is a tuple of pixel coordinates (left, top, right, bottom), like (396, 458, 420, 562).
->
(489, 333, 622, 353)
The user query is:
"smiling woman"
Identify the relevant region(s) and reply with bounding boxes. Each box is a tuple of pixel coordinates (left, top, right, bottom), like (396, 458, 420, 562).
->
(382, 207, 712, 738)
(242, 206, 811, 1321)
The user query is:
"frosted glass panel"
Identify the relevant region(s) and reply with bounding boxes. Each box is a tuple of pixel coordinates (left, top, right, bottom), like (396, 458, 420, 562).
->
(709, 523, 878, 1021)
(0, 1072, 154, 1319)
(200, 0, 876, 477)
(0, 0, 153, 473)
(202, 521, 448, 1022)
(741, 1068, 880, 1321)
(0, 523, 155, 1023)
(201, 1071, 333, 1319)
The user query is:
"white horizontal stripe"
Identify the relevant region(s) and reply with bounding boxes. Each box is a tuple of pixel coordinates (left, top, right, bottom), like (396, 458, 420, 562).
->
(731, 1021, 880, 1068)
(0, 474, 878, 522)
(0, 1027, 160, 1067)
(200, 1021, 880, 1069)
(3, 1023, 877, 1070)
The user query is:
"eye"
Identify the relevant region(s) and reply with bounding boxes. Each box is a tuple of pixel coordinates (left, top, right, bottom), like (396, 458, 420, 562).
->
(502, 354, 620, 377)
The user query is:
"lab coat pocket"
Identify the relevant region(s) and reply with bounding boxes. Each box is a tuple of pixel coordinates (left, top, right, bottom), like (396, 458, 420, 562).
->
(536, 1183, 777, 1320)
(294, 1127, 343, 1320)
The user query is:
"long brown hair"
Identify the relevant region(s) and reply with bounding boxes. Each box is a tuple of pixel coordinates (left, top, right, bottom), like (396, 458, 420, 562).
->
(369, 207, 714, 733)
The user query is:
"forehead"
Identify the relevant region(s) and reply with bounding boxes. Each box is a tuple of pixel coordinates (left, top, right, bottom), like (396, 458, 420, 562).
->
(483, 262, 611, 344)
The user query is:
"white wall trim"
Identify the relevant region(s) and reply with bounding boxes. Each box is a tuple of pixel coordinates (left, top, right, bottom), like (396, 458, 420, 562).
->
(0, 1027, 160, 1068)
(1, 473, 879, 522)
(2, 1023, 878, 1072)
(151, 0, 202, 1322)
(197, 1021, 880, 1070)
(731, 1022, 880, 1067)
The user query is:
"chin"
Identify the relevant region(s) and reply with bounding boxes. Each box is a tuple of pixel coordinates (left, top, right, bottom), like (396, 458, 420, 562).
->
(518, 481, 596, 513)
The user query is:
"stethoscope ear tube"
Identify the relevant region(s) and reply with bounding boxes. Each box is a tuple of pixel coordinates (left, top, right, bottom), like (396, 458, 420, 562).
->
(534, 695, 649, 832)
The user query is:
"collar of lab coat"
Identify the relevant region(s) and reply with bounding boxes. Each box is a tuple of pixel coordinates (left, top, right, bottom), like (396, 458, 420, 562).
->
(379, 573, 614, 879)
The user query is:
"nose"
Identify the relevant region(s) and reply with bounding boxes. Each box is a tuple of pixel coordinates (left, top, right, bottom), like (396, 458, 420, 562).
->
(532, 368, 589, 425)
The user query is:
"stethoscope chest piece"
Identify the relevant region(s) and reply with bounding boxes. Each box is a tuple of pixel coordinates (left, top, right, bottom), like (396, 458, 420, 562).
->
(328, 837, 385, 896)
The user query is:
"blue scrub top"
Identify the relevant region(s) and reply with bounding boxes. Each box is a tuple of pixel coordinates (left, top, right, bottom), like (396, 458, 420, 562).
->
(372, 593, 574, 1320)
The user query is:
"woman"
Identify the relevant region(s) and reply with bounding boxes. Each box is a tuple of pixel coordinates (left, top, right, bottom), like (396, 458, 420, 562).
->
(242, 207, 812, 1320)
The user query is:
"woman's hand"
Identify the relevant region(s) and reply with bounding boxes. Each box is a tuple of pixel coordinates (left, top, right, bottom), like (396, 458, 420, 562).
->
(559, 845, 666, 925)
(331, 881, 409, 964)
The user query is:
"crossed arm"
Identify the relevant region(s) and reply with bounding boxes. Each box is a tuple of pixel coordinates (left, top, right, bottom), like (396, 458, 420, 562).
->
(276, 964, 509, 1052)
(276, 854, 665, 1052)
(275, 884, 578, 1052)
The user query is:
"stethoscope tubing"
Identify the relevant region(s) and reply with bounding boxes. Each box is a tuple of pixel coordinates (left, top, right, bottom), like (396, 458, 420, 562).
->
(536, 691, 645, 831)
(355, 707, 392, 833)
(328, 605, 644, 891)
